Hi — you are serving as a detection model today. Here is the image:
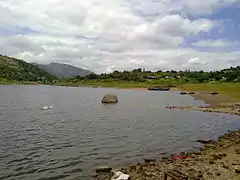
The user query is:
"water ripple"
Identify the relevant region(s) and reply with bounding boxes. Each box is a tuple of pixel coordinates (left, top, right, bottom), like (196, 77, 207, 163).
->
(0, 85, 240, 179)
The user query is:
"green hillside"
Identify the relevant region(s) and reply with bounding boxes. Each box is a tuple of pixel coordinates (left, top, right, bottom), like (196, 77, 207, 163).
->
(0, 55, 56, 83)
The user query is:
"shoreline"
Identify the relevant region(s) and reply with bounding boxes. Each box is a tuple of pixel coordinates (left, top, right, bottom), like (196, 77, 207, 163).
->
(177, 93, 240, 116)
(2, 83, 240, 115)
(96, 130, 240, 180)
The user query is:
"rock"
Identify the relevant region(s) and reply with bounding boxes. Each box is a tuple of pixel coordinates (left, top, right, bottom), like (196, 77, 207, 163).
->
(223, 164, 229, 169)
(235, 148, 240, 154)
(129, 165, 136, 171)
(205, 144, 216, 149)
(209, 160, 214, 164)
(96, 166, 112, 173)
(180, 92, 187, 95)
(188, 168, 198, 179)
(195, 152, 202, 155)
(196, 139, 214, 144)
(144, 158, 156, 164)
(219, 153, 227, 157)
(112, 171, 129, 180)
(191, 154, 196, 158)
(212, 154, 220, 160)
(95, 173, 112, 180)
(235, 168, 240, 174)
(101, 94, 118, 104)
(212, 153, 226, 160)
(162, 156, 169, 160)
(180, 152, 185, 156)
(216, 172, 221, 176)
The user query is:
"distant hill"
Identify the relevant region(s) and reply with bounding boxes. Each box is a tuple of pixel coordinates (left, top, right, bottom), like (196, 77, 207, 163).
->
(33, 62, 93, 78)
(0, 55, 56, 82)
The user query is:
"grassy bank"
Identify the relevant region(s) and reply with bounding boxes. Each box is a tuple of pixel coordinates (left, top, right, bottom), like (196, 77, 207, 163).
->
(55, 79, 182, 88)
(177, 83, 240, 115)
(180, 83, 240, 101)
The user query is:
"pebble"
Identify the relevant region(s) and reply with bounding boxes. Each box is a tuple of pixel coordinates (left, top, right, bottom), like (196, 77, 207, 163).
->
(235, 149, 240, 154)
(129, 165, 136, 171)
(209, 161, 215, 164)
(223, 164, 230, 169)
(144, 158, 156, 164)
(195, 152, 202, 155)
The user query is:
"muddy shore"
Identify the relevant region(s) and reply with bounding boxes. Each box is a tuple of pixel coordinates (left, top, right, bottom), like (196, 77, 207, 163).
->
(183, 93, 240, 116)
(96, 130, 240, 180)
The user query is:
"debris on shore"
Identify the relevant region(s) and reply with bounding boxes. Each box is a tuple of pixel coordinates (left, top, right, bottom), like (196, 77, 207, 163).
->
(95, 130, 240, 180)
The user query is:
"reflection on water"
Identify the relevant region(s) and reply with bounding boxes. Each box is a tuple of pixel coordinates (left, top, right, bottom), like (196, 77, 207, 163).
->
(0, 85, 239, 179)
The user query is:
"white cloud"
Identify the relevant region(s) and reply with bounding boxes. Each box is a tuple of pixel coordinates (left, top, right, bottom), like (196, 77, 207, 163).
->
(188, 57, 207, 65)
(0, 0, 239, 73)
(192, 39, 240, 47)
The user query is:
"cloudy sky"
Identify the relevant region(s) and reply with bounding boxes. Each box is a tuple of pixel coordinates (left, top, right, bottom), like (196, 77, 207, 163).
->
(0, 0, 240, 73)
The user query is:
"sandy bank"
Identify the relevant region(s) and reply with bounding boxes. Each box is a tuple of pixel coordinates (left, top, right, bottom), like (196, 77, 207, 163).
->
(184, 93, 240, 116)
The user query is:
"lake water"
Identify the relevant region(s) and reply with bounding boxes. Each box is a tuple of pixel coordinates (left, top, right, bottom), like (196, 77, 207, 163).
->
(0, 85, 239, 180)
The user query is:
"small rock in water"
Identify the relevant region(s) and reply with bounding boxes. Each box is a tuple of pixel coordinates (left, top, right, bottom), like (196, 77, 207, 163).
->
(96, 166, 112, 173)
(162, 156, 169, 160)
(144, 158, 156, 164)
(101, 93, 118, 104)
(196, 139, 214, 144)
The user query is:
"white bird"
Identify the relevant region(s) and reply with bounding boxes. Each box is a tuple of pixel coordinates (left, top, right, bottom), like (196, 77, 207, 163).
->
(42, 105, 53, 110)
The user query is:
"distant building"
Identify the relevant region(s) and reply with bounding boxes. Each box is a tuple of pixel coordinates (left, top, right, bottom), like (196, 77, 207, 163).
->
(146, 76, 158, 80)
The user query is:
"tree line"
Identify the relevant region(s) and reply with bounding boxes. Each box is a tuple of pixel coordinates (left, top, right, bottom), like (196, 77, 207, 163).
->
(70, 66, 240, 83)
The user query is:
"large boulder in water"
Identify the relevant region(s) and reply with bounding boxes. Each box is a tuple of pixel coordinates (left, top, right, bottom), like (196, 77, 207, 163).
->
(101, 93, 118, 104)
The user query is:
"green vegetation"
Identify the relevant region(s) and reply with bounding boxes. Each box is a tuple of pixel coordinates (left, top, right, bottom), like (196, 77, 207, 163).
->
(181, 83, 240, 100)
(56, 79, 181, 88)
(0, 55, 56, 83)
(61, 66, 240, 87)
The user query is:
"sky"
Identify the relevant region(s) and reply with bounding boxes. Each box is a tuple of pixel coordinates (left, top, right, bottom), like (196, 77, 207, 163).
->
(0, 0, 240, 73)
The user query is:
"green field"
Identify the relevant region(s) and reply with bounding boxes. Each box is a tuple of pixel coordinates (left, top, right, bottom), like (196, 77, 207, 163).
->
(55, 79, 182, 88)
(181, 83, 240, 100)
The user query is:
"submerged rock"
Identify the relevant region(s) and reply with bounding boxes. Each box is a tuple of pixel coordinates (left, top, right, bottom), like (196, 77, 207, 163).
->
(196, 139, 215, 144)
(101, 94, 118, 104)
